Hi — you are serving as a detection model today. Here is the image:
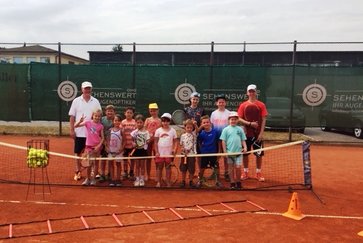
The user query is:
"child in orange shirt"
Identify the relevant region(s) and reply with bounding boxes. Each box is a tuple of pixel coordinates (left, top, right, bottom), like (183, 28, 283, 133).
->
(144, 103, 162, 181)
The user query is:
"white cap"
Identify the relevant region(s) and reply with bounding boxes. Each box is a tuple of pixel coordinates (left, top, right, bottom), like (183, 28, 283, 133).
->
(161, 113, 172, 120)
(247, 84, 257, 91)
(228, 111, 239, 118)
(81, 81, 93, 89)
(190, 92, 200, 98)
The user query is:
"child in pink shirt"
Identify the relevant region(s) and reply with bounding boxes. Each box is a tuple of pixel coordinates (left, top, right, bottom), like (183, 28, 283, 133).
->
(75, 109, 104, 186)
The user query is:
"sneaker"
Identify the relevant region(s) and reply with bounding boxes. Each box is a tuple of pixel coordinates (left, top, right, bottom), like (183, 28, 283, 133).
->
(90, 178, 97, 186)
(82, 178, 90, 186)
(179, 180, 186, 188)
(256, 172, 265, 182)
(241, 171, 249, 180)
(115, 180, 122, 187)
(139, 179, 145, 187)
(189, 181, 196, 188)
(215, 181, 223, 188)
(99, 174, 106, 182)
(156, 182, 161, 188)
(196, 180, 202, 188)
(134, 178, 140, 187)
(74, 171, 81, 181)
(109, 181, 116, 187)
(230, 182, 236, 190)
(224, 172, 230, 182)
(95, 174, 101, 179)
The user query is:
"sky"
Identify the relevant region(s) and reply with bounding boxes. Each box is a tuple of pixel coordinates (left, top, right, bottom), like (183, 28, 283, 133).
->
(1, 0, 363, 58)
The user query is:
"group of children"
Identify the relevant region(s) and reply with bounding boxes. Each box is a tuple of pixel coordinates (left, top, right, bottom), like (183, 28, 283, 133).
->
(76, 92, 256, 190)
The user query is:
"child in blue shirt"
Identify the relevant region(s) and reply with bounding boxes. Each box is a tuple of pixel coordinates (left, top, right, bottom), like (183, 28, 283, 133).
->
(220, 111, 247, 189)
(197, 115, 222, 188)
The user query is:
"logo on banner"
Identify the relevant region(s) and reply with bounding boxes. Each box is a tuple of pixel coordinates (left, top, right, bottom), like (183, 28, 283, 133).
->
(174, 83, 196, 105)
(57, 80, 78, 102)
(302, 83, 327, 107)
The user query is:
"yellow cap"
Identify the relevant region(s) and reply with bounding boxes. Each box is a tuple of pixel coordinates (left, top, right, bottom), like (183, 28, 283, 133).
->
(149, 103, 158, 109)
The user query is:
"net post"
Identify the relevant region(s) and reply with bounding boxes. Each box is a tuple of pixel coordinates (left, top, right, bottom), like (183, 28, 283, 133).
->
(302, 141, 312, 188)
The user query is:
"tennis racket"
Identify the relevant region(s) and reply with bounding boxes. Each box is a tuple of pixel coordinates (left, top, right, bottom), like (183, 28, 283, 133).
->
(81, 153, 91, 168)
(251, 137, 264, 157)
(244, 102, 261, 136)
(172, 110, 186, 128)
(126, 149, 135, 179)
(201, 165, 217, 188)
(162, 155, 179, 186)
(80, 151, 97, 178)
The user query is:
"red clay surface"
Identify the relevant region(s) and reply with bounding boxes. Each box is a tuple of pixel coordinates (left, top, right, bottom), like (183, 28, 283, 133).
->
(0, 135, 362, 242)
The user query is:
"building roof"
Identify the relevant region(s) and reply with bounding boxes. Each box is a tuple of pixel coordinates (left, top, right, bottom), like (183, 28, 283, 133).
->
(0, 45, 88, 62)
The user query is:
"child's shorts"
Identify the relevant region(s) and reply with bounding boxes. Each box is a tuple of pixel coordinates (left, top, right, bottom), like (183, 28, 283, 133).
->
(155, 157, 173, 164)
(123, 148, 134, 157)
(200, 156, 218, 169)
(227, 155, 243, 166)
(179, 157, 196, 174)
(108, 152, 123, 163)
(132, 148, 148, 157)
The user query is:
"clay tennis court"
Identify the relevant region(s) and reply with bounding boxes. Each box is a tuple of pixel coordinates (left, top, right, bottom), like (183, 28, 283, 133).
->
(0, 135, 362, 242)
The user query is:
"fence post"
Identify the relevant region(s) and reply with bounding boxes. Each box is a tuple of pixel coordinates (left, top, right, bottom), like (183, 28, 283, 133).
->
(289, 40, 297, 141)
(210, 41, 214, 88)
(132, 42, 136, 89)
(58, 42, 62, 136)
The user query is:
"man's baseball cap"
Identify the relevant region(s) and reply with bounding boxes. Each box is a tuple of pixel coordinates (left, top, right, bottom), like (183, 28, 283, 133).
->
(247, 84, 257, 92)
(81, 81, 93, 89)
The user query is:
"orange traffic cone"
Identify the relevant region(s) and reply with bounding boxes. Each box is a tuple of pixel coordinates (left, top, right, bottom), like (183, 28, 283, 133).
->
(358, 231, 363, 237)
(282, 192, 306, 220)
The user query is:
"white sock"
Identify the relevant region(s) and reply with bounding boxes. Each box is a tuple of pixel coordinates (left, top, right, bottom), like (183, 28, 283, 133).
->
(244, 168, 249, 172)
(256, 169, 261, 173)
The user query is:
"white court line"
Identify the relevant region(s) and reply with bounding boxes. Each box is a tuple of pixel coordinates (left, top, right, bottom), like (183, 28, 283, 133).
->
(255, 211, 363, 220)
(127, 205, 232, 213)
(0, 199, 119, 208)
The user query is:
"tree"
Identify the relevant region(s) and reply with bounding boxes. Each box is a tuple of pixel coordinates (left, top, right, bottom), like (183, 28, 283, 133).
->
(112, 44, 123, 52)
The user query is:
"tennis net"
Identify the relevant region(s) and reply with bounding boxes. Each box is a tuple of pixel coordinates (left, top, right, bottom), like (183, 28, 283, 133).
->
(0, 139, 312, 190)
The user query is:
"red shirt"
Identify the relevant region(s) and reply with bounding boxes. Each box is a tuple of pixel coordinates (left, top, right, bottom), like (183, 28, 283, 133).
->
(237, 100, 268, 137)
(121, 119, 136, 149)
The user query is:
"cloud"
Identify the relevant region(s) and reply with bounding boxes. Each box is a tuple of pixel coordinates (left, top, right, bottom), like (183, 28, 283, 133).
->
(1, 0, 363, 57)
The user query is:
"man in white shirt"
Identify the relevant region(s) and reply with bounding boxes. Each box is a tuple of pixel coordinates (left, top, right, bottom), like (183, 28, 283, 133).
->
(69, 81, 101, 181)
